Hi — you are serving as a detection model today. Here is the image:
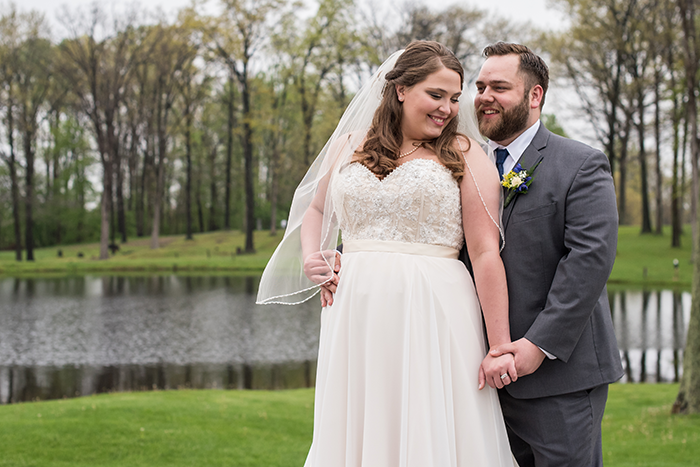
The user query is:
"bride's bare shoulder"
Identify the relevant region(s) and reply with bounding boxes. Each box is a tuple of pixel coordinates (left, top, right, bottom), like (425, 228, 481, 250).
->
(453, 135, 488, 160)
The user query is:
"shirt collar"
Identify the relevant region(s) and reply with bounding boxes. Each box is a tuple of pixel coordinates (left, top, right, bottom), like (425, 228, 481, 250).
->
(488, 119, 541, 166)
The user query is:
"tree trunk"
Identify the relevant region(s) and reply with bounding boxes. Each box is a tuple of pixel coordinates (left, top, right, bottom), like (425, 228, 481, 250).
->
(196, 166, 205, 233)
(672, 90, 682, 247)
(208, 143, 219, 231)
(128, 127, 138, 213)
(151, 128, 167, 250)
(618, 117, 631, 225)
(654, 69, 663, 235)
(51, 112, 62, 245)
(669, 31, 682, 248)
(23, 132, 35, 261)
(185, 99, 193, 241)
(5, 94, 22, 261)
(673, 214, 700, 413)
(240, 63, 255, 253)
(679, 0, 700, 247)
(637, 87, 652, 234)
(270, 145, 279, 237)
(116, 152, 127, 243)
(137, 141, 150, 238)
(225, 73, 234, 230)
(100, 154, 112, 260)
(75, 149, 86, 243)
(674, 0, 700, 414)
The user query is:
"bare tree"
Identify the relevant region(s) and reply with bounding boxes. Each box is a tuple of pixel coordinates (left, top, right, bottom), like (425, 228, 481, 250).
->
(58, 6, 138, 259)
(0, 8, 25, 261)
(205, 0, 287, 252)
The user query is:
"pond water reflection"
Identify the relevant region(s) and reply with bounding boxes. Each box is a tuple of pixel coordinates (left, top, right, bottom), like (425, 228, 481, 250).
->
(0, 276, 691, 403)
(611, 288, 690, 383)
(0, 276, 319, 404)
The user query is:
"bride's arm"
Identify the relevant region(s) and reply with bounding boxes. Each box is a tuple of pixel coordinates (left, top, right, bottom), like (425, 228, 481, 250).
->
(301, 173, 336, 283)
(301, 135, 356, 298)
(457, 137, 515, 388)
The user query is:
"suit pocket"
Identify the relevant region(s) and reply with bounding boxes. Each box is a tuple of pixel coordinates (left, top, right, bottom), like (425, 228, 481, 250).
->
(511, 202, 557, 224)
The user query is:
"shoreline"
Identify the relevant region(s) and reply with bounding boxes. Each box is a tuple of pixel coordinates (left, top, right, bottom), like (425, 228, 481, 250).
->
(0, 226, 694, 289)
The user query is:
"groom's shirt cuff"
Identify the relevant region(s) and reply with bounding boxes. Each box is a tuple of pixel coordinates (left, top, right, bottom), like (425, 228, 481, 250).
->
(539, 346, 557, 360)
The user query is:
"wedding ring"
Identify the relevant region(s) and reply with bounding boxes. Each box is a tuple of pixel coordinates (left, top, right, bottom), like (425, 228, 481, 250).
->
(500, 373, 509, 380)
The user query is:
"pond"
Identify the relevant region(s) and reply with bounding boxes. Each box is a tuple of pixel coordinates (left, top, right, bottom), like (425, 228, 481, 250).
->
(0, 276, 691, 404)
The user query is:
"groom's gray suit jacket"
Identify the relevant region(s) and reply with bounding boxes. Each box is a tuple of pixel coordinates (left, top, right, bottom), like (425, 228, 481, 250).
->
(466, 124, 623, 399)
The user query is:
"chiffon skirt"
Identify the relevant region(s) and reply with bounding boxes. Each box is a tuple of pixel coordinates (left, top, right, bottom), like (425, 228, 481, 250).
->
(303, 240, 516, 467)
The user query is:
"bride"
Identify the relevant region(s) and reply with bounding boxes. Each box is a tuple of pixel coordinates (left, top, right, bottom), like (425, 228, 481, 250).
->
(258, 41, 517, 466)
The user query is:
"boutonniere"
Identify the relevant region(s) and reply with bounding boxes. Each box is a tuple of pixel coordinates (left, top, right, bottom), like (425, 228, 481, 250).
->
(502, 161, 541, 208)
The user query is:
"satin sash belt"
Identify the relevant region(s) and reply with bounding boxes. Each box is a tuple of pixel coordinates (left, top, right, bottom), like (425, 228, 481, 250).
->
(343, 239, 459, 259)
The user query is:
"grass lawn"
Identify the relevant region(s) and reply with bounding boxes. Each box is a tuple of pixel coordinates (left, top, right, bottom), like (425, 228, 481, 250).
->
(0, 225, 695, 288)
(0, 230, 281, 276)
(0, 389, 314, 467)
(0, 384, 698, 466)
(603, 384, 700, 466)
(610, 225, 693, 289)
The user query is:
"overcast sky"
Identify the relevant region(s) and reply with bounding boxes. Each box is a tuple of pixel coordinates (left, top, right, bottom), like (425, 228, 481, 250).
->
(2, 0, 588, 142)
(8, 0, 570, 33)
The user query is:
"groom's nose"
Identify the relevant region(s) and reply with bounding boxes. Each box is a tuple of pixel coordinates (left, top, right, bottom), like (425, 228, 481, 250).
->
(479, 86, 495, 103)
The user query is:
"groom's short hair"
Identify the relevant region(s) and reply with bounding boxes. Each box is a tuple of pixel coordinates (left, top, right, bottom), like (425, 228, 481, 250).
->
(483, 42, 549, 108)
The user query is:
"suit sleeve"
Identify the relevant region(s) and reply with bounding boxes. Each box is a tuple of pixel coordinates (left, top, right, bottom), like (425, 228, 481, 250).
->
(524, 149, 618, 362)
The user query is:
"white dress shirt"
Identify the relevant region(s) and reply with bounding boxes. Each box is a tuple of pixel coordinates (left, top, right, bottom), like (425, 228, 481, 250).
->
(488, 120, 541, 175)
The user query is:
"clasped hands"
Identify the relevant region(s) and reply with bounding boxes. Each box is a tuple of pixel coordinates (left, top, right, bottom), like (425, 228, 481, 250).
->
(478, 337, 546, 390)
(305, 251, 548, 385)
(303, 250, 341, 307)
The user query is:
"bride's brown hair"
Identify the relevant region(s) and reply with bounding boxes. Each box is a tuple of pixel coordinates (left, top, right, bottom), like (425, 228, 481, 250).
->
(356, 40, 470, 181)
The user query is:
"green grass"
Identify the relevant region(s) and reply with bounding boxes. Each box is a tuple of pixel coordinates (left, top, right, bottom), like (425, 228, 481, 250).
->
(0, 385, 697, 466)
(610, 225, 693, 289)
(0, 389, 314, 467)
(0, 225, 695, 287)
(0, 230, 282, 277)
(603, 384, 700, 466)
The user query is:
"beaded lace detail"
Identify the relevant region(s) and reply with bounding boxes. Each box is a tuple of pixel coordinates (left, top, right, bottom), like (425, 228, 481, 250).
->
(331, 159, 464, 251)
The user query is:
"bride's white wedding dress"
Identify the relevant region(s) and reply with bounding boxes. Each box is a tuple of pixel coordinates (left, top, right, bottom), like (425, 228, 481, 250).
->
(303, 158, 516, 467)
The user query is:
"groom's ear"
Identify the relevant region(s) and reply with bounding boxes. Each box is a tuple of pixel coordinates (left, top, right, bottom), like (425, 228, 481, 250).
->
(529, 85, 544, 110)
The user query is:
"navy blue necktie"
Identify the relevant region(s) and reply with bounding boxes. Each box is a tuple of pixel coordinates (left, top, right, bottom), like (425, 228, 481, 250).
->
(495, 148, 509, 180)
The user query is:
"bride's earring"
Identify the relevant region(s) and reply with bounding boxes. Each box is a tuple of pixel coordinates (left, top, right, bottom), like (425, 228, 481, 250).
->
(396, 85, 405, 103)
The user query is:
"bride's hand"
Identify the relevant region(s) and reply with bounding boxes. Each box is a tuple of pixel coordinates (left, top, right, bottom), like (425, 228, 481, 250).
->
(304, 250, 341, 307)
(478, 353, 517, 390)
(304, 250, 340, 285)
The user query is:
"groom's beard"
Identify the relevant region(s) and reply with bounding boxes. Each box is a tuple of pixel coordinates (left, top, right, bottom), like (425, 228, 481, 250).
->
(477, 94, 530, 143)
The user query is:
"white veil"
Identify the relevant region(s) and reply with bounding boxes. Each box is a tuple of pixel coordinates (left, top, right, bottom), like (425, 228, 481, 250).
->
(256, 49, 488, 305)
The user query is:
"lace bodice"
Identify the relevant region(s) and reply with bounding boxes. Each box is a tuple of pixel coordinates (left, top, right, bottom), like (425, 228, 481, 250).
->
(331, 159, 464, 250)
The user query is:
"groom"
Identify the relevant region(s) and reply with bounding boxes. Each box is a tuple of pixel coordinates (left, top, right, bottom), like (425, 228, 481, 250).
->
(475, 42, 623, 466)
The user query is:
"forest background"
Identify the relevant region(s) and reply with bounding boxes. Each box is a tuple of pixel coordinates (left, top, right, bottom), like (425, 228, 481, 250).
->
(0, 0, 694, 261)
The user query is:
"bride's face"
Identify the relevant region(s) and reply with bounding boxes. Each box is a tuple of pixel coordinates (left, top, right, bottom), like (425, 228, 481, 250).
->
(396, 66, 462, 142)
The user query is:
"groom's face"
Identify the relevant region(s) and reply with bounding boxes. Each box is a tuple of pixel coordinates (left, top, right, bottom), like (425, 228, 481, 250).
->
(474, 54, 534, 146)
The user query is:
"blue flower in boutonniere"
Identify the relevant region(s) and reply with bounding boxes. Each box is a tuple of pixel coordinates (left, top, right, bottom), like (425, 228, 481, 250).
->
(502, 161, 541, 208)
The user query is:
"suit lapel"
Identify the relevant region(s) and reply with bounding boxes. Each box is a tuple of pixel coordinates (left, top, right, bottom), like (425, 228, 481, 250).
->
(501, 125, 549, 232)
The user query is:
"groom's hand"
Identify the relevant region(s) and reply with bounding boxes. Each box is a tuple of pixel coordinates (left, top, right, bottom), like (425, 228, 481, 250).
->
(490, 338, 546, 377)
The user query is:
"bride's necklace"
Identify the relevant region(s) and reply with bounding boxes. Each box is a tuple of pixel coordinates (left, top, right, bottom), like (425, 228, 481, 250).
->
(398, 142, 423, 159)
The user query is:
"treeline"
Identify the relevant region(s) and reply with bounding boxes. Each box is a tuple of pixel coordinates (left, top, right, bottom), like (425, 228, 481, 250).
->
(545, 0, 699, 247)
(0, 0, 697, 261)
(0, 0, 526, 260)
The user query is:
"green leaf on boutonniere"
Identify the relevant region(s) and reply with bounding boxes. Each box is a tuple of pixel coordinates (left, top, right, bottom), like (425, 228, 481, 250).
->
(502, 161, 541, 208)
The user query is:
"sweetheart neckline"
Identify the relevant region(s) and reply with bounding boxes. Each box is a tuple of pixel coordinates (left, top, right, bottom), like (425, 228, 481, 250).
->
(348, 158, 453, 183)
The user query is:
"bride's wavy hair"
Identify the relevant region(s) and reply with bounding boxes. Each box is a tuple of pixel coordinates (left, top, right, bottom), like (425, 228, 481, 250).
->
(356, 40, 469, 181)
